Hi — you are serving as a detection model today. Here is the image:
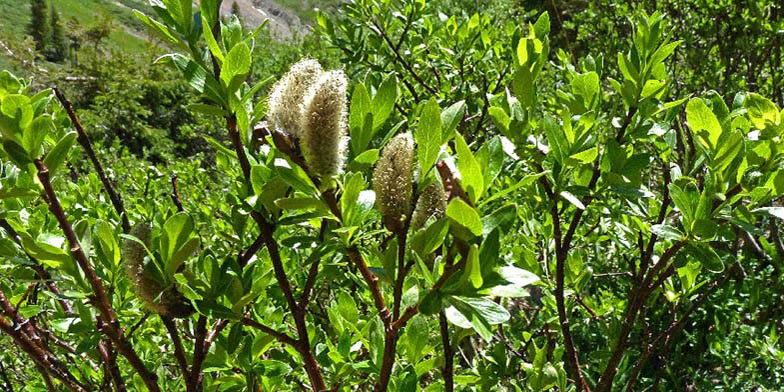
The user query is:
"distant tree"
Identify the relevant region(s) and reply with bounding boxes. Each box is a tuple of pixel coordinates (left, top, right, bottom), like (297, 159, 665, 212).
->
(65, 17, 82, 66)
(46, 6, 66, 62)
(26, 0, 49, 52)
(231, 1, 243, 25)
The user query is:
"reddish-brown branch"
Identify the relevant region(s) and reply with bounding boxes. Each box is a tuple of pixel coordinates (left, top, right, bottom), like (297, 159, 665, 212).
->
(594, 242, 684, 392)
(392, 231, 408, 320)
(161, 316, 191, 389)
(187, 316, 208, 391)
(170, 175, 184, 212)
(0, 218, 74, 314)
(0, 313, 87, 392)
(370, 19, 437, 96)
(97, 340, 126, 392)
(241, 317, 298, 347)
(625, 264, 735, 391)
(53, 87, 130, 233)
(347, 248, 393, 327)
(439, 312, 454, 392)
(34, 159, 159, 392)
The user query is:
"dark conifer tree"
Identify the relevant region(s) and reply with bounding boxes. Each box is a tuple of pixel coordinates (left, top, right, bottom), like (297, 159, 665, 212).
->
(47, 6, 66, 62)
(231, 1, 243, 25)
(27, 0, 49, 52)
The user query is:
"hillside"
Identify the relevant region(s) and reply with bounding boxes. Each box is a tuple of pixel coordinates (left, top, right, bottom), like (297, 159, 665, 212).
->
(0, 0, 330, 73)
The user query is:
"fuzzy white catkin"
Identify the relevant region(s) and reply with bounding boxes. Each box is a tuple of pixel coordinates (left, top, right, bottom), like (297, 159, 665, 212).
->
(299, 70, 349, 179)
(373, 133, 416, 233)
(122, 224, 193, 318)
(410, 182, 447, 231)
(267, 58, 323, 138)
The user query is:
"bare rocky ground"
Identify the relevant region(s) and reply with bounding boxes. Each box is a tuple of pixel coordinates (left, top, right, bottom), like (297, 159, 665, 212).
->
(216, 0, 306, 40)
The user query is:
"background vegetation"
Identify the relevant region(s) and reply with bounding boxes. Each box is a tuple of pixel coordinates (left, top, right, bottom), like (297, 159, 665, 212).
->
(0, 0, 782, 391)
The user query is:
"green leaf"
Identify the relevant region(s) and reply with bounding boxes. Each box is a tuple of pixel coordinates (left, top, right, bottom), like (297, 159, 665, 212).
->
(461, 244, 482, 289)
(685, 242, 723, 273)
(161, 54, 225, 104)
(447, 296, 510, 341)
(543, 115, 568, 163)
(446, 199, 483, 239)
(570, 71, 599, 111)
(372, 75, 397, 131)
(202, 14, 225, 64)
(533, 12, 550, 37)
(43, 131, 76, 176)
(569, 147, 598, 164)
(22, 116, 51, 157)
(349, 84, 373, 154)
(220, 42, 251, 89)
(160, 212, 198, 278)
(686, 98, 722, 151)
(752, 207, 784, 221)
(440, 100, 466, 141)
(416, 98, 442, 175)
(134, 10, 182, 48)
(479, 266, 539, 297)
(455, 133, 484, 202)
(406, 315, 428, 362)
(559, 191, 584, 210)
(651, 224, 684, 241)
(745, 93, 781, 130)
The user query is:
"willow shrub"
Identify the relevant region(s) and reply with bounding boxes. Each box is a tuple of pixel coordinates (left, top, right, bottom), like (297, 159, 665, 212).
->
(1, 1, 783, 391)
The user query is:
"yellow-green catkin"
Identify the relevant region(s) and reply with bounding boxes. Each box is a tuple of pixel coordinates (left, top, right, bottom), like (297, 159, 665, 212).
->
(267, 58, 323, 138)
(373, 133, 415, 233)
(299, 70, 348, 179)
(122, 224, 194, 319)
(410, 182, 447, 231)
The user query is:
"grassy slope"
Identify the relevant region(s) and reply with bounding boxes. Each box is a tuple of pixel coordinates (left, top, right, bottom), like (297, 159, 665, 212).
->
(0, 0, 151, 72)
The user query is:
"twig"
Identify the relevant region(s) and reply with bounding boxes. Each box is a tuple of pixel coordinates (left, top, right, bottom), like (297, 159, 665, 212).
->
(439, 312, 454, 392)
(0, 313, 87, 391)
(161, 316, 191, 389)
(371, 19, 438, 96)
(34, 159, 159, 392)
(170, 175, 184, 212)
(53, 87, 130, 233)
(241, 317, 298, 347)
(97, 340, 126, 392)
(574, 294, 601, 322)
(0, 218, 74, 314)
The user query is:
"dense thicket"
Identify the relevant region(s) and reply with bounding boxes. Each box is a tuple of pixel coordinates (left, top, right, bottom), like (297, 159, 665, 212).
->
(0, 1, 783, 391)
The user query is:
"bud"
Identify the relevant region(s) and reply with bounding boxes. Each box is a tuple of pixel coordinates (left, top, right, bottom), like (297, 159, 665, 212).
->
(122, 224, 194, 318)
(410, 182, 447, 231)
(267, 58, 323, 138)
(373, 133, 415, 233)
(299, 70, 348, 179)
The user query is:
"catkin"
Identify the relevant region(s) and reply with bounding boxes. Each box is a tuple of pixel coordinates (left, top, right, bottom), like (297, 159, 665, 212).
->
(267, 58, 323, 138)
(373, 133, 416, 233)
(410, 182, 447, 231)
(122, 224, 194, 318)
(299, 70, 349, 179)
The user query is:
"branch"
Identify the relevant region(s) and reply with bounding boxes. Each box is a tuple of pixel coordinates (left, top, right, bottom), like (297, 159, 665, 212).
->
(392, 231, 409, 320)
(96, 340, 126, 392)
(0, 312, 87, 391)
(161, 316, 191, 389)
(625, 264, 736, 391)
(0, 218, 74, 314)
(53, 87, 130, 233)
(371, 19, 438, 96)
(33, 159, 159, 392)
(169, 175, 184, 212)
(187, 316, 207, 391)
(241, 317, 298, 347)
(439, 312, 454, 392)
(594, 242, 684, 392)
